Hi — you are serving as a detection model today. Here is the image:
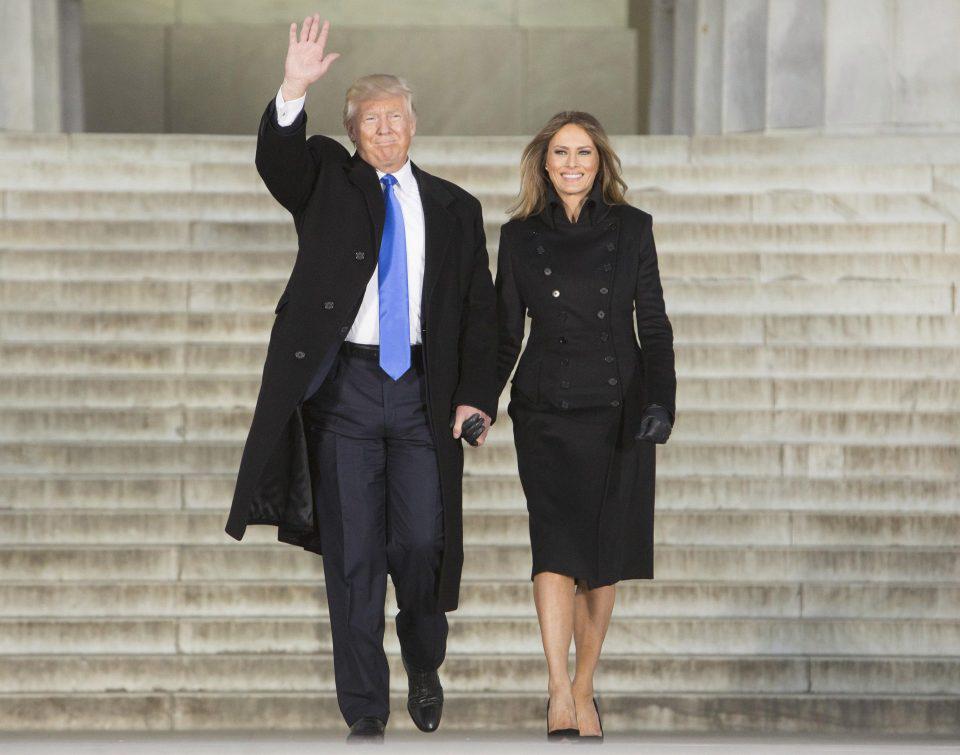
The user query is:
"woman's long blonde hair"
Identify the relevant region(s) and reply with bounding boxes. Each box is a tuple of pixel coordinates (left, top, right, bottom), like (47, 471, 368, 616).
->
(508, 111, 628, 220)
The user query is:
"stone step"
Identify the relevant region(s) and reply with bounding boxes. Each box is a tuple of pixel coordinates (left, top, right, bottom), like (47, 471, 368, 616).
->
(3, 473, 958, 512)
(2, 277, 954, 316)
(2, 342, 958, 377)
(3, 406, 957, 444)
(4, 131, 960, 166)
(0, 375, 955, 411)
(4, 311, 959, 347)
(0, 218, 955, 252)
(0, 439, 956, 478)
(1, 616, 958, 656)
(1, 544, 955, 583)
(2, 159, 953, 194)
(6, 188, 960, 224)
(6, 248, 960, 284)
(0, 653, 957, 696)
(1, 579, 956, 620)
(3, 509, 957, 548)
(0, 690, 956, 734)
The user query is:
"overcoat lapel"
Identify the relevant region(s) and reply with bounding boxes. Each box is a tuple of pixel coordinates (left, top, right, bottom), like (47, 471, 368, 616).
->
(413, 162, 455, 322)
(345, 153, 386, 255)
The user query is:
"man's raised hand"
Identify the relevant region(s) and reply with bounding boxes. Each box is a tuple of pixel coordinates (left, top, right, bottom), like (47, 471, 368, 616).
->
(282, 14, 340, 101)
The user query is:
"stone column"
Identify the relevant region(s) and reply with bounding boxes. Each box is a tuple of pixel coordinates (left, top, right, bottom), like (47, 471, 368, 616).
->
(0, 0, 84, 132)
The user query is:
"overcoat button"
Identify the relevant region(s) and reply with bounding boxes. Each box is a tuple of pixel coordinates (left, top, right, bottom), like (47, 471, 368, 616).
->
(608, 377, 618, 386)
(339, 326, 349, 334)
(600, 287, 609, 294)
(610, 400, 620, 407)
(607, 242, 615, 252)
(294, 351, 306, 359)
(544, 268, 552, 275)
(551, 290, 560, 298)
(560, 400, 570, 409)
(324, 301, 334, 309)
(561, 359, 570, 367)
(600, 332, 609, 342)
(537, 246, 546, 255)
(603, 263, 612, 272)
(558, 336, 567, 344)
(355, 251, 365, 260)
(560, 380, 570, 389)
(604, 355, 615, 363)
(597, 311, 605, 319)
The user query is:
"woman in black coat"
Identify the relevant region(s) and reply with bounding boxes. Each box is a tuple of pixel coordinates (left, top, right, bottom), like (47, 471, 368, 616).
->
(495, 112, 676, 739)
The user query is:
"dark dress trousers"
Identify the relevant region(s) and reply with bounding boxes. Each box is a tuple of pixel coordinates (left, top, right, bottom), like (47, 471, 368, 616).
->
(223, 99, 498, 721)
(495, 180, 676, 587)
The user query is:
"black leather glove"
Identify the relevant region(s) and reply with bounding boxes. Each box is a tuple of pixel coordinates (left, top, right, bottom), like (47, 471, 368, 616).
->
(450, 411, 485, 447)
(635, 404, 673, 444)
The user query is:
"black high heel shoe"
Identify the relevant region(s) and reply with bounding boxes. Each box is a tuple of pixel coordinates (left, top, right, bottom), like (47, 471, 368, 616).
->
(579, 697, 604, 742)
(546, 698, 580, 740)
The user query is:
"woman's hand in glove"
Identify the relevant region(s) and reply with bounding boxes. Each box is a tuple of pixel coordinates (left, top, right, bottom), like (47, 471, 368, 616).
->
(635, 404, 673, 444)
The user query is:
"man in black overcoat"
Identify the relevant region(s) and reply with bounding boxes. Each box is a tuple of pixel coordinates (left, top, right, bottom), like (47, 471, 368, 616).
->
(222, 15, 498, 737)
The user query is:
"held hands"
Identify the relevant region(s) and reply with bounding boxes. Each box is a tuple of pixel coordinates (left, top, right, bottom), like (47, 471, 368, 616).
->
(450, 405, 491, 447)
(635, 404, 673, 444)
(282, 14, 340, 101)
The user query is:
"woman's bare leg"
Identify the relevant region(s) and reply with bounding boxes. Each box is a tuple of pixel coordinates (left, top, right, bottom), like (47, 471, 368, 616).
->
(533, 571, 577, 731)
(571, 582, 616, 735)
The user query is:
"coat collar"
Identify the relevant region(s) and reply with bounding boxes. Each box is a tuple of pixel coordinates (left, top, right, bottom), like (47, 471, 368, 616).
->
(539, 176, 611, 229)
(343, 151, 454, 312)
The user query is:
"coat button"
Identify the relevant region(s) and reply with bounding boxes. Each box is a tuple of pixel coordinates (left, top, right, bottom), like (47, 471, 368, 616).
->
(561, 358, 570, 367)
(604, 355, 615, 363)
(552, 290, 560, 298)
(610, 400, 620, 407)
(544, 268, 552, 276)
(560, 400, 570, 409)
(324, 301, 334, 309)
(294, 351, 306, 359)
(558, 336, 567, 344)
(608, 377, 618, 386)
(600, 332, 609, 342)
(339, 326, 349, 334)
(603, 263, 612, 272)
(537, 245, 546, 255)
(606, 242, 615, 252)
(560, 380, 570, 389)
(355, 251, 365, 260)
(600, 287, 609, 294)
(597, 311, 605, 319)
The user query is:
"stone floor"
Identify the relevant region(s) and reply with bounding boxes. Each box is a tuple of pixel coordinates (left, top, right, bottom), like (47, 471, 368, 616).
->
(1, 733, 959, 754)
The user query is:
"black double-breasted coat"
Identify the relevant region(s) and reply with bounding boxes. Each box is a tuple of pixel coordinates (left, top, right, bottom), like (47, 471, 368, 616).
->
(495, 181, 676, 583)
(224, 99, 499, 612)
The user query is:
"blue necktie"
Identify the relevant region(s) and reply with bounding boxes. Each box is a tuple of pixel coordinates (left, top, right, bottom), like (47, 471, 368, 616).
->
(378, 174, 410, 380)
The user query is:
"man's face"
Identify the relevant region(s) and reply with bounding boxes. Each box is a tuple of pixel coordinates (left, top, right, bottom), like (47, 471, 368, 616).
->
(351, 95, 416, 172)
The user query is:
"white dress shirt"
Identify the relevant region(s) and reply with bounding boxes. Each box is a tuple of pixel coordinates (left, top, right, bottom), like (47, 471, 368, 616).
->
(274, 87, 425, 346)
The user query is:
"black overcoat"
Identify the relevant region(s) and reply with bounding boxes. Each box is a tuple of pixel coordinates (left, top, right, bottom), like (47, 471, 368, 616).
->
(224, 99, 499, 612)
(495, 185, 676, 581)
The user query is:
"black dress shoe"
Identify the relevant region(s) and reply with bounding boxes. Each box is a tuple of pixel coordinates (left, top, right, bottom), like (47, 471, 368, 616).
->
(546, 699, 579, 740)
(347, 716, 385, 740)
(402, 655, 443, 732)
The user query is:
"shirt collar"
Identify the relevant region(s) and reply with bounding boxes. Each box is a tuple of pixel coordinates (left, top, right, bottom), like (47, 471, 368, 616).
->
(376, 158, 417, 195)
(541, 177, 608, 228)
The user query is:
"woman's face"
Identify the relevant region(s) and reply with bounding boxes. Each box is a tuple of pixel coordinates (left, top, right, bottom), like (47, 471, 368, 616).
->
(544, 123, 599, 204)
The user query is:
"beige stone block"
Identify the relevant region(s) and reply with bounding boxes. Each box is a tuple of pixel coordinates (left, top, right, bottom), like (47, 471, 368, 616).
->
(168, 26, 524, 136)
(523, 28, 638, 134)
(175, 0, 515, 26)
(82, 0, 176, 24)
(82, 24, 167, 133)
(518, 0, 629, 27)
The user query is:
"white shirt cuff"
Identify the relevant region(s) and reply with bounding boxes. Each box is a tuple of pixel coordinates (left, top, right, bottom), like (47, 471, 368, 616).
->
(275, 87, 306, 127)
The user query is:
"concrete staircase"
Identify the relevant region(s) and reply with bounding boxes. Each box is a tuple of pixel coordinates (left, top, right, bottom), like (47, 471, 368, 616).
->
(0, 131, 958, 734)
